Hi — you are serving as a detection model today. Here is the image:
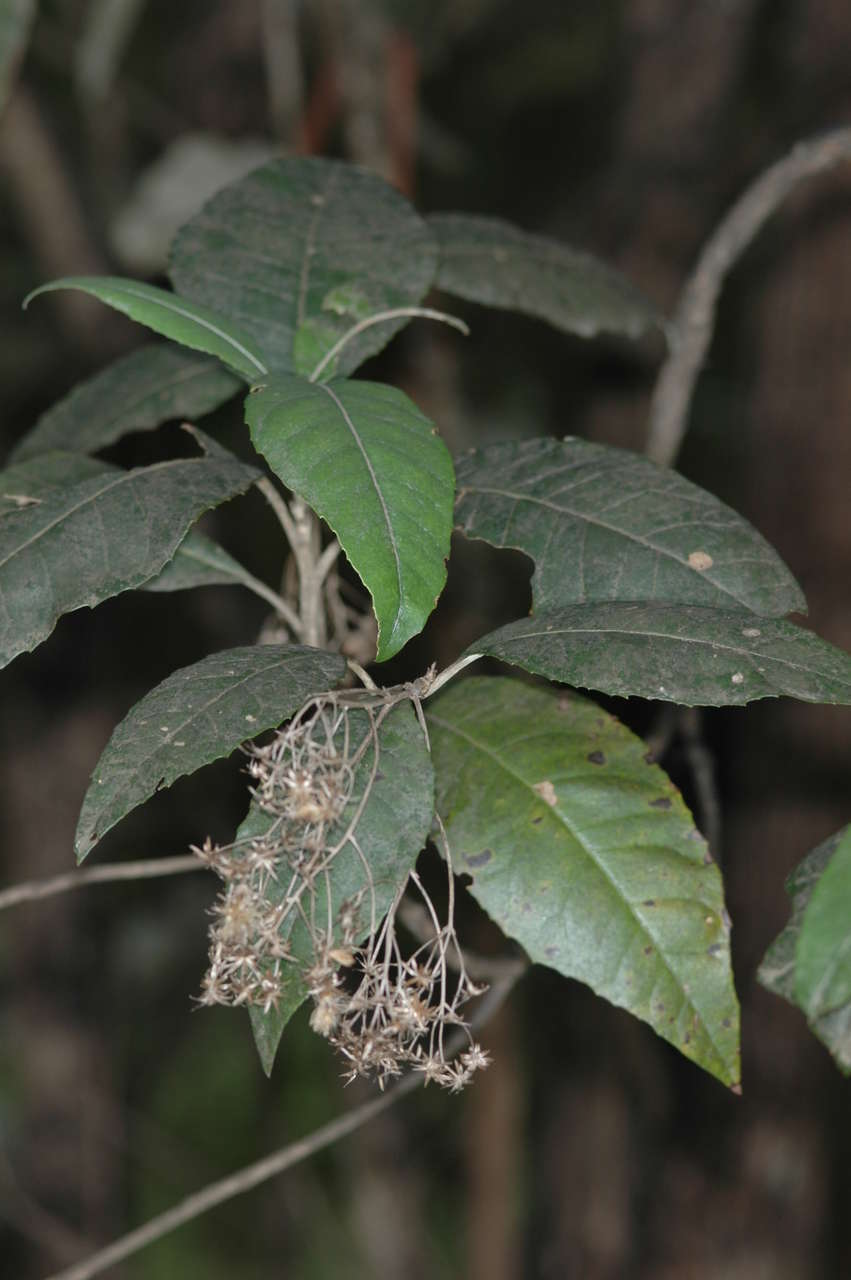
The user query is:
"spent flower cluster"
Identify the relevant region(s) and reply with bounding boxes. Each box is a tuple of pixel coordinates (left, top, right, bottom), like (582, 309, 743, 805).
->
(193, 692, 490, 1091)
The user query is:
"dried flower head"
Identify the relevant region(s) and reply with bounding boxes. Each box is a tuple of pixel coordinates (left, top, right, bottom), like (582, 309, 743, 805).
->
(193, 691, 489, 1092)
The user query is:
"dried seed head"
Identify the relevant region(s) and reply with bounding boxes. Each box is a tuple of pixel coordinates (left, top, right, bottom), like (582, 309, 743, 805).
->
(193, 692, 491, 1092)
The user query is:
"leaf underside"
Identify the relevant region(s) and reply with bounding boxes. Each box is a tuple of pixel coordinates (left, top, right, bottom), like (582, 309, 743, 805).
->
(75, 644, 348, 861)
(430, 212, 664, 341)
(141, 528, 254, 593)
(245, 376, 454, 661)
(758, 826, 851, 1074)
(471, 603, 851, 706)
(427, 677, 740, 1086)
(0, 452, 258, 671)
(9, 344, 241, 463)
(244, 702, 435, 1074)
(794, 828, 851, 1022)
(454, 437, 806, 616)
(170, 156, 438, 378)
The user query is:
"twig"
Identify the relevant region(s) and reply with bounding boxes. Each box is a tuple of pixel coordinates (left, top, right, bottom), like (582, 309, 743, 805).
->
(309, 307, 469, 383)
(0, 856, 200, 913)
(42, 960, 526, 1280)
(646, 125, 851, 467)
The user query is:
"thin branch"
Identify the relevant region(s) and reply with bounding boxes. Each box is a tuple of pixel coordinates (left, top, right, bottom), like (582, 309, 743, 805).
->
(256, 478, 329, 648)
(255, 476, 300, 548)
(232, 565, 304, 637)
(43, 960, 526, 1280)
(0, 856, 200, 913)
(309, 307, 469, 383)
(646, 125, 851, 467)
(288, 497, 327, 648)
(315, 537, 341, 584)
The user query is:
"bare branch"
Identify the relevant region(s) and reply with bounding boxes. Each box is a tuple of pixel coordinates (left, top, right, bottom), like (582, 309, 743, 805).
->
(0, 856, 200, 913)
(255, 476, 299, 547)
(43, 961, 526, 1280)
(646, 125, 851, 467)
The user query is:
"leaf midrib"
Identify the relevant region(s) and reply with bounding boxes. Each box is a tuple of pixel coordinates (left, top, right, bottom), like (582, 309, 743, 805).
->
(459, 481, 768, 609)
(108, 652, 311, 770)
(0, 457, 241, 571)
(113, 282, 268, 376)
(494, 617, 851, 685)
(429, 708, 729, 1070)
(318, 382, 404, 634)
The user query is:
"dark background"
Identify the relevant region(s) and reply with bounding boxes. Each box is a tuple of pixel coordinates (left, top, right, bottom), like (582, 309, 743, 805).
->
(1, 2, 850, 1277)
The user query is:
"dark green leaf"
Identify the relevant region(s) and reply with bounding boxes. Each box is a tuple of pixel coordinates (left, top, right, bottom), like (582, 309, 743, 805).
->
(244, 702, 434, 1073)
(0, 0, 35, 110)
(0, 451, 256, 596)
(471, 603, 851, 706)
(455, 437, 805, 616)
(430, 213, 664, 340)
(141, 528, 256, 593)
(246, 376, 454, 661)
(169, 157, 438, 377)
(427, 677, 739, 1086)
(758, 827, 851, 1074)
(0, 450, 114, 512)
(24, 277, 268, 380)
(75, 644, 347, 861)
(9, 344, 241, 463)
(0, 452, 259, 671)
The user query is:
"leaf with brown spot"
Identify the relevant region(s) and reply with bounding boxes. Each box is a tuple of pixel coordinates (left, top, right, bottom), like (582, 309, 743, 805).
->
(427, 676, 740, 1087)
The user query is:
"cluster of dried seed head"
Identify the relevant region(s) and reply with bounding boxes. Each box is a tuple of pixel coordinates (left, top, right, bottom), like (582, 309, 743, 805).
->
(193, 696, 355, 1013)
(306, 851, 490, 1092)
(193, 693, 490, 1091)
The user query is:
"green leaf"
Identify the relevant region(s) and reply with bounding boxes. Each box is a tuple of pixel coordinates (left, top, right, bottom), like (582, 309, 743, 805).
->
(75, 644, 347, 860)
(141, 528, 256, 593)
(0, 450, 114, 512)
(24, 277, 268, 381)
(0, 451, 251, 595)
(246, 376, 454, 661)
(455, 437, 805, 616)
(795, 829, 851, 1021)
(169, 156, 438, 378)
(427, 676, 740, 1086)
(758, 827, 851, 1074)
(9, 344, 241, 463)
(471, 603, 851, 706)
(0, 0, 35, 111)
(430, 213, 664, 341)
(0, 452, 259, 671)
(244, 702, 434, 1074)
